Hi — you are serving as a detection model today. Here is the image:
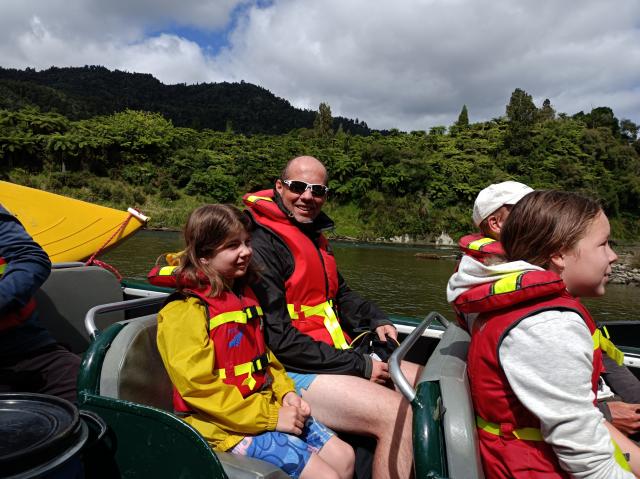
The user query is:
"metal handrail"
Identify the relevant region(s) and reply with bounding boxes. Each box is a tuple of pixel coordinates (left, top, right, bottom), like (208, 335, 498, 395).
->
(389, 311, 448, 402)
(84, 296, 167, 339)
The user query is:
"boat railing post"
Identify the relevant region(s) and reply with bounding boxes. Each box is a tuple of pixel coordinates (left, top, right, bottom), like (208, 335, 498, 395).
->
(389, 311, 448, 403)
(84, 297, 167, 339)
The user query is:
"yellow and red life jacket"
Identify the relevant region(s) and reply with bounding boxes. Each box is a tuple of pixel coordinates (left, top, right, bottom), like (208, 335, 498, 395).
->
(0, 256, 37, 333)
(462, 270, 627, 477)
(243, 190, 351, 350)
(458, 233, 505, 263)
(148, 266, 271, 412)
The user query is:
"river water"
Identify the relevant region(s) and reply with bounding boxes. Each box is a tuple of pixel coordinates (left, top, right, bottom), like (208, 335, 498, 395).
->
(102, 230, 640, 322)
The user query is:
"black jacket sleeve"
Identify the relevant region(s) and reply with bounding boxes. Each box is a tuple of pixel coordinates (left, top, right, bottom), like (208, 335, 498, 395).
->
(250, 227, 373, 378)
(601, 355, 640, 403)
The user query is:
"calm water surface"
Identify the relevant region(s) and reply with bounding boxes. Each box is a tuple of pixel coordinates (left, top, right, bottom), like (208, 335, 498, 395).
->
(102, 230, 640, 322)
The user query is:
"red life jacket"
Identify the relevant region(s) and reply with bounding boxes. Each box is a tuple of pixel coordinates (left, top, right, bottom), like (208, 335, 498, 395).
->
(149, 266, 270, 411)
(0, 256, 37, 333)
(458, 233, 505, 263)
(243, 190, 351, 349)
(463, 270, 604, 478)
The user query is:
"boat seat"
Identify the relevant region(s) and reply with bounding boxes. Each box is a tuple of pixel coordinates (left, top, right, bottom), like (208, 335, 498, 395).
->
(34, 265, 124, 354)
(99, 315, 289, 479)
(421, 322, 485, 479)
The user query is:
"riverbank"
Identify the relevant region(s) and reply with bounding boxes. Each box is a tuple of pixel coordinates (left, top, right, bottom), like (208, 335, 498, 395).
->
(610, 260, 640, 285)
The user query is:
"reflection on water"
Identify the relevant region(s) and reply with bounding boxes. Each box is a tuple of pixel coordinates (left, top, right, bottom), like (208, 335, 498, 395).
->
(102, 230, 640, 322)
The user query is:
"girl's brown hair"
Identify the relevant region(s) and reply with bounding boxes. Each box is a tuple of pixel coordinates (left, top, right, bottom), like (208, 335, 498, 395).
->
(501, 190, 602, 268)
(177, 204, 257, 296)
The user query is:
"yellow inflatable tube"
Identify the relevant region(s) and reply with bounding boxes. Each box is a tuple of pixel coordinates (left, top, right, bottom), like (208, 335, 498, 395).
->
(0, 180, 148, 263)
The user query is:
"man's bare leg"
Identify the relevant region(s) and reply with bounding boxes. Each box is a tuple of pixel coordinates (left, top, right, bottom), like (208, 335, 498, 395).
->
(301, 361, 418, 479)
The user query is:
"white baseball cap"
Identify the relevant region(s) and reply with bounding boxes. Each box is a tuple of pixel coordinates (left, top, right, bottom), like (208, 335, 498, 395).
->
(472, 181, 533, 226)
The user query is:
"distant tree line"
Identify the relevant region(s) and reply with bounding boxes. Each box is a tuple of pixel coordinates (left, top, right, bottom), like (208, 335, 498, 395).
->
(0, 71, 639, 240)
(0, 66, 371, 135)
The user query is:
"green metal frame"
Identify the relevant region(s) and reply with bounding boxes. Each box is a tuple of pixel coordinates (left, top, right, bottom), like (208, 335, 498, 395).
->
(77, 323, 227, 479)
(412, 382, 447, 479)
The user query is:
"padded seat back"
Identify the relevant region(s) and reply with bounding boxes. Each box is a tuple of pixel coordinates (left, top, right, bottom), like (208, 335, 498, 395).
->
(98, 315, 289, 478)
(100, 315, 173, 411)
(35, 265, 124, 353)
(421, 322, 484, 479)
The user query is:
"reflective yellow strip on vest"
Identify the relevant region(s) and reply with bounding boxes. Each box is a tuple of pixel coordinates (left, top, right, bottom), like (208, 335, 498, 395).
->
(593, 329, 625, 366)
(613, 439, 633, 472)
(476, 416, 543, 441)
(468, 237, 496, 251)
(490, 272, 524, 295)
(246, 195, 273, 203)
(209, 307, 262, 330)
(216, 352, 272, 390)
(288, 301, 351, 350)
(159, 265, 177, 276)
(0, 263, 5, 277)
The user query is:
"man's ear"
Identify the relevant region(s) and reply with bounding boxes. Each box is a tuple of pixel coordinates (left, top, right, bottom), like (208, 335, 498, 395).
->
(275, 178, 284, 195)
(486, 214, 501, 238)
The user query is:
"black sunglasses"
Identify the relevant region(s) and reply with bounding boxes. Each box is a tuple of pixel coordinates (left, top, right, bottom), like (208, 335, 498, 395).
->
(282, 179, 329, 197)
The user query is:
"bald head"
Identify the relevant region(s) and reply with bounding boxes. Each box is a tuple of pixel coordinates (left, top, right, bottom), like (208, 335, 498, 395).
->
(281, 156, 328, 184)
(276, 156, 328, 223)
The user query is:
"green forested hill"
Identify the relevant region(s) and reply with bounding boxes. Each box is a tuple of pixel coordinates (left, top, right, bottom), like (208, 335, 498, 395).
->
(0, 66, 370, 135)
(0, 77, 638, 240)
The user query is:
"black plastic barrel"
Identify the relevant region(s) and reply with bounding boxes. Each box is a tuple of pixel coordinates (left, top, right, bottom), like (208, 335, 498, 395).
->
(0, 393, 92, 478)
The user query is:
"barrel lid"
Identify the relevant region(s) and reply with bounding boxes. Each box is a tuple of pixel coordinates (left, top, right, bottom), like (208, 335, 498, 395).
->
(0, 393, 79, 467)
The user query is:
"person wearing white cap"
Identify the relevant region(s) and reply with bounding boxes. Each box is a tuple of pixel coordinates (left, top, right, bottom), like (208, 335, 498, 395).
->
(472, 180, 533, 240)
(458, 181, 533, 264)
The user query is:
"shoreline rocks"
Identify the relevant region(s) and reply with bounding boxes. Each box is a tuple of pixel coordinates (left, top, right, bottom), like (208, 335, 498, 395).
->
(609, 261, 640, 286)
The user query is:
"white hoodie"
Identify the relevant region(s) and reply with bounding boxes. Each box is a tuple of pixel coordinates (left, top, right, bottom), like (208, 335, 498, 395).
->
(447, 255, 633, 479)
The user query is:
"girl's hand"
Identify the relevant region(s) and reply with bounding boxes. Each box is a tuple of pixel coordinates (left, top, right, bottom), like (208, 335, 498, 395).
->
(283, 391, 301, 408)
(283, 392, 311, 419)
(276, 405, 305, 435)
(298, 398, 311, 418)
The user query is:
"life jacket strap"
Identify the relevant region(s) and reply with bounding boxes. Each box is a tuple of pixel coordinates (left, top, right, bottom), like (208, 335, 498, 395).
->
(216, 352, 271, 390)
(593, 328, 625, 366)
(209, 306, 264, 330)
(476, 416, 631, 470)
(613, 439, 633, 471)
(476, 416, 543, 441)
(288, 300, 351, 350)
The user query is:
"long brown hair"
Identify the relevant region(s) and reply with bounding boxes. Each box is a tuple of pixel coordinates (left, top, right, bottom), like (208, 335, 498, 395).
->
(177, 204, 257, 296)
(501, 190, 602, 268)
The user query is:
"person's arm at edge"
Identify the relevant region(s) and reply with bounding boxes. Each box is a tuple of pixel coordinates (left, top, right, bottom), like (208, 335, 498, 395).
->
(250, 229, 373, 378)
(0, 207, 51, 315)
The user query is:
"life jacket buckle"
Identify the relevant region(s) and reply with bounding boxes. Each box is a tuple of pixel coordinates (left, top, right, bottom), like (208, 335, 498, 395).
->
(499, 422, 516, 440)
(251, 353, 269, 373)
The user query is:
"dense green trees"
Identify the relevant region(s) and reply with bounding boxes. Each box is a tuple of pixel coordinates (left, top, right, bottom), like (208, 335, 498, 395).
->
(1, 85, 639, 240)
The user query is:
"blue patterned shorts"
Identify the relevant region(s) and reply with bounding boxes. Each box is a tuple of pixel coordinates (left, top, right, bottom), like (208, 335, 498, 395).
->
(230, 417, 334, 478)
(287, 372, 317, 396)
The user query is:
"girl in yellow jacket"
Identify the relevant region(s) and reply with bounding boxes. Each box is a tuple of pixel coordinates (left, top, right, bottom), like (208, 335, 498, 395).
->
(156, 204, 354, 479)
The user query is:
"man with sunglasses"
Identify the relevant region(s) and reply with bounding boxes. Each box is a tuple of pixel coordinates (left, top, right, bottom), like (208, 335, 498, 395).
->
(243, 156, 418, 479)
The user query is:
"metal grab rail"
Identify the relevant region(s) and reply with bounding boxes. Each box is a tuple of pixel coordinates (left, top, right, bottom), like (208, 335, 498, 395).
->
(84, 296, 167, 339)
(389, 311, 448, 402)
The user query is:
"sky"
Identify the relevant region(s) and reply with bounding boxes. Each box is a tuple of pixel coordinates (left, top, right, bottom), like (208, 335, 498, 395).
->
(0, 0, 639, 131)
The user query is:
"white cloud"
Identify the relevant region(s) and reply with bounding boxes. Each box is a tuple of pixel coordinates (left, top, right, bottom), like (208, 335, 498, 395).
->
(0, 0, 638, 130)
